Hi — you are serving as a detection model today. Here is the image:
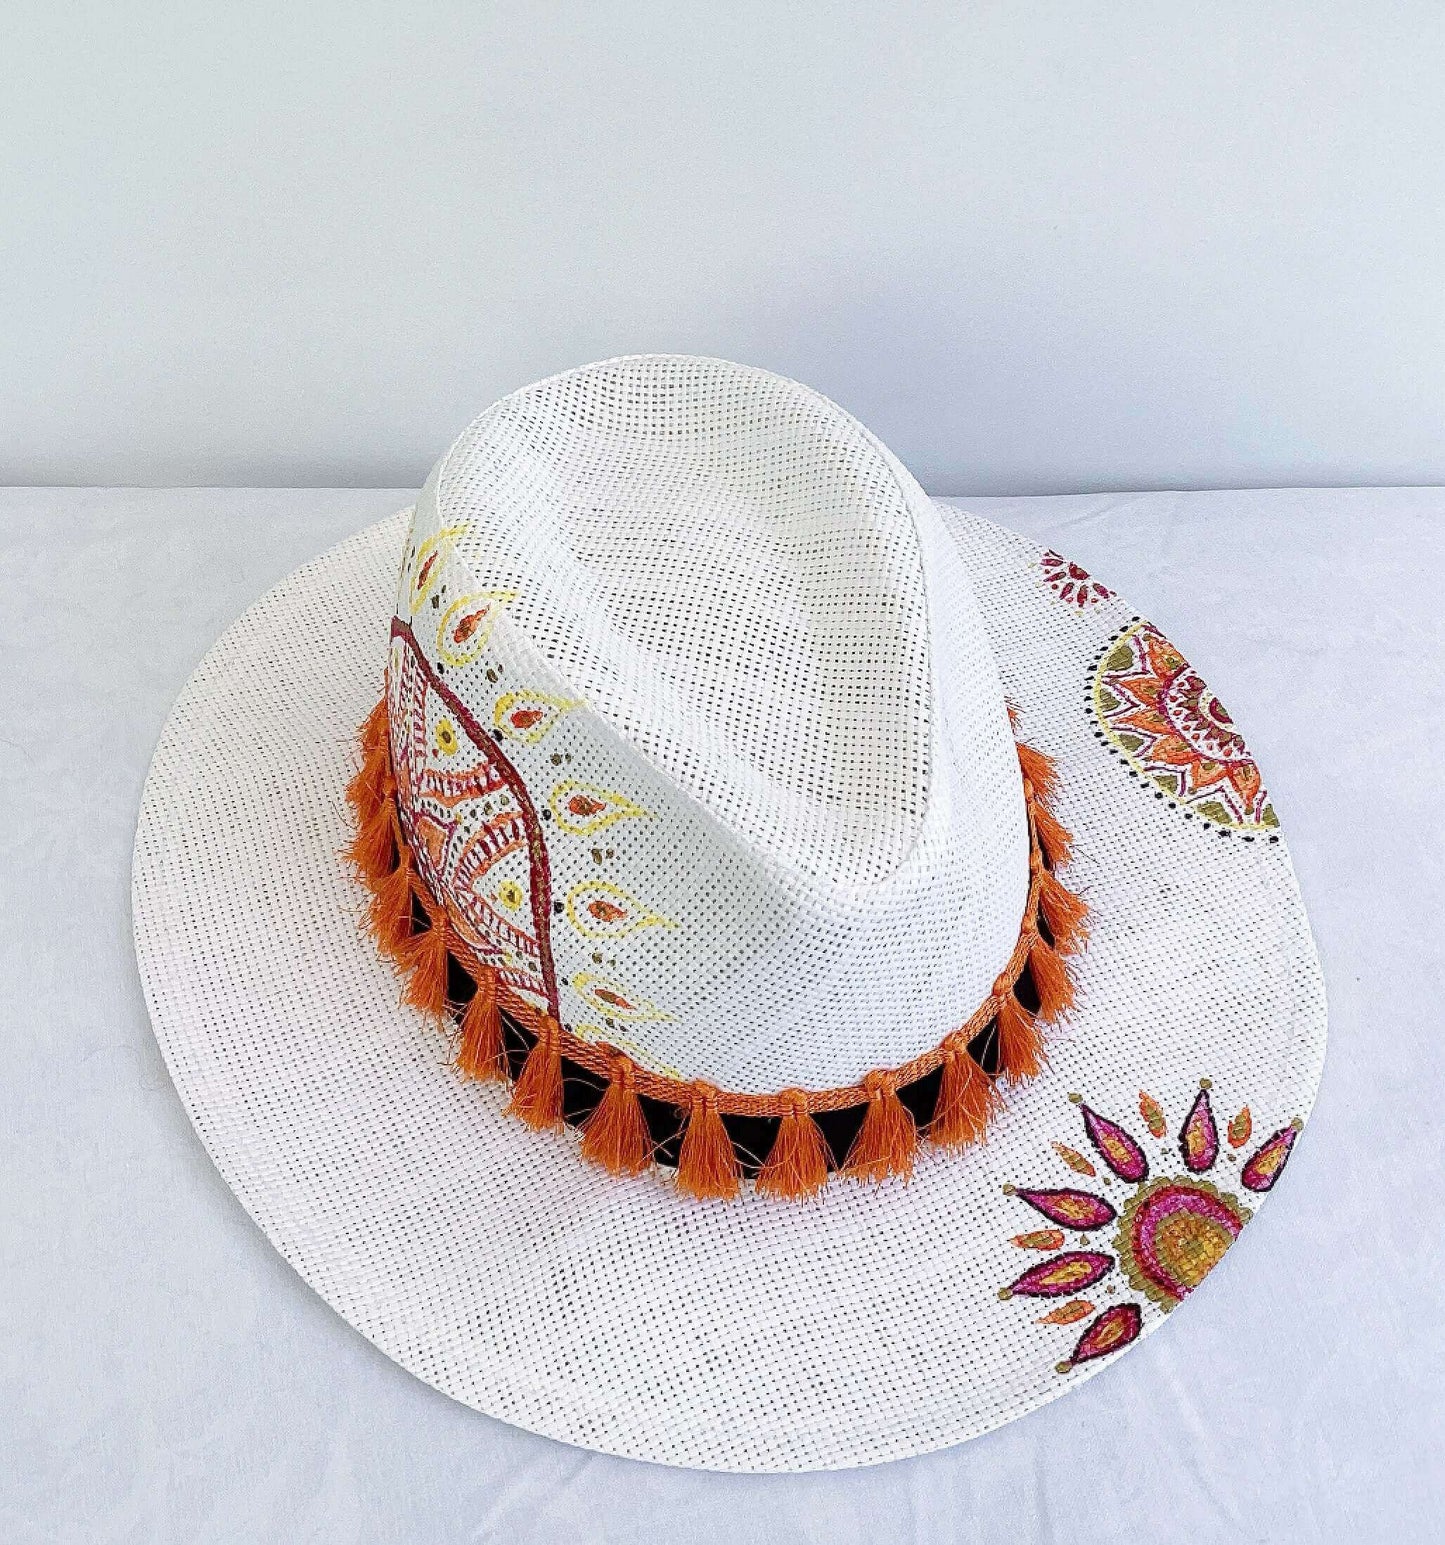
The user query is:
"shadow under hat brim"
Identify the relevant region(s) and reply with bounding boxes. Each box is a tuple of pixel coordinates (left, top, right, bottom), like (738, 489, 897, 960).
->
(131, 502, 1325, 1472)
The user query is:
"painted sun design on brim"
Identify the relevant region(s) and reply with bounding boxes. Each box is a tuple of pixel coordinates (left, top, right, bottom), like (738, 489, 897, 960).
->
(1003, 1081, 1303, 1372)
(1092, 621, 1279, 833)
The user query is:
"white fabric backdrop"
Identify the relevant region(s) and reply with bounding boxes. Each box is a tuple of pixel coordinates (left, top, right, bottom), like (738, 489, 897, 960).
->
(2, 487, 1440, 1541)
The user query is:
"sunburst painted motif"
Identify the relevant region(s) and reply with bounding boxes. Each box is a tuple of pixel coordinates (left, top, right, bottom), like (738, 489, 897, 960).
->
(1092, 621, 1279, 832)
(1002, 1081, 1303, 1372)
(493, 690, 581, 745)
(437, 590, 516, 666)
(549, 779, 651, 836)
(1039, 550, 1115, 609)
(564, 880, 674, 939)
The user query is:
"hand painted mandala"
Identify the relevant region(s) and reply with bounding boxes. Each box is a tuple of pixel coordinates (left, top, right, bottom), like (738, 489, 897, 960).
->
(1002, 1080, 1302, 1373)
(1092, 620, 1280, 833)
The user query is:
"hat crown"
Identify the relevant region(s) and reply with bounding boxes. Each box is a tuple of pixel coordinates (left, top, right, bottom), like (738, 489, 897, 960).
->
(393, 356, 1028, 1090)
(425, 354, 935, 888)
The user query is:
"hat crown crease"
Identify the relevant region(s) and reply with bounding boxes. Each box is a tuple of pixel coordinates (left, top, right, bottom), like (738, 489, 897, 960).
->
(431, 354, 943, 890)
(401, 355, 1029, 1091)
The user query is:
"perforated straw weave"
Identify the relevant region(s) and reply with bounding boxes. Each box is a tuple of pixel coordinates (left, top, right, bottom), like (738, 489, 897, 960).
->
(133, 359, 1326, 1471)
(399, 357, 1027, 1094)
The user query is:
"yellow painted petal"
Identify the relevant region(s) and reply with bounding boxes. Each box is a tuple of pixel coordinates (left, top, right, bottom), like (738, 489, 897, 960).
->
(433, 717, 459, 757)
(565, 880, 674, 939)
(437, 590, 516, 666)
(571, 971, 672, 1023)
(549, 779, 651, 836)
(1052, 1142, 1098, 1178)
(493, 690, 581, 745)
(407, 526, 466, 614)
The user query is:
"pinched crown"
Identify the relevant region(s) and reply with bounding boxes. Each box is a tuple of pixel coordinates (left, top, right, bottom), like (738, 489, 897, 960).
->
(344, 358, 1087, 1196)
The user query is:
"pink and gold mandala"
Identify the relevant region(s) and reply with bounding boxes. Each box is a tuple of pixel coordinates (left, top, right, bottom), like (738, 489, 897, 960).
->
(1002, 1081, 1302, 1373)
(1092, 621, 1279, 833)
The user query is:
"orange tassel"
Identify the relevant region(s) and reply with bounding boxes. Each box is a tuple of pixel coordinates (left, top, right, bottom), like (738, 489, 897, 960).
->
(580, 1053, 652, 1176)
(844, 1072, 918, 1183)
(932, 1038, 1000, 1147)
(347, 698, 392, 822)
(996, 978, 1046, 1083)
(400, 904, 451, 1022)
(367, 853, 416, 960)
(1029, 934, 1076, 1021)
(1017, 741, 1057, 805)
(507, 1018, 565, 1130)
(676, 1084, 741, 1200)
(456, 970, 505, 1081)
(1037, 867, 1089, 954)
(359, 694, 389, 751)
(345, 798, 396, 883)
(757, 1092, 830, 1199)
(1030, 797, 1073, 869)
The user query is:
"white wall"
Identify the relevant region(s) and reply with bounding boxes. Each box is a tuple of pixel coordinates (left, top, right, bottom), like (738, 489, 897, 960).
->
(5, 2, 1443, 493)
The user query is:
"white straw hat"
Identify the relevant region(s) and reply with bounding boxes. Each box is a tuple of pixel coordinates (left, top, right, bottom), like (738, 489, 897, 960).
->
(133, 356, 1325, 1471)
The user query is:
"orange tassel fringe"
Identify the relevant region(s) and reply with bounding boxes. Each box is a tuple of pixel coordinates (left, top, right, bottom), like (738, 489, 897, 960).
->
(345, 688, 1088, 1200)
(1030, 797, 1073, 869)
(345, 798, 396, 883)
(845, 1072, 918, 1183)
(677, 1084, 741, 1200)
(1028, 934, 1075, 1021)
(995, 977, 1047, 1084)
(757, 1094, 830, 1199)
(358, 694, 389, 754)
(1037, 866, 1088, 954)
(456, 970, 505, 1082)
(367, 853, 416, 960)
(348, 699, 392, 820)
(400, 904, 451, 1022)
(1016, 741, 1057, 805)
(580, 1053, 653, 1176)
(507, 1018, 565, 1130)
(932, 1037, 1000, 1147)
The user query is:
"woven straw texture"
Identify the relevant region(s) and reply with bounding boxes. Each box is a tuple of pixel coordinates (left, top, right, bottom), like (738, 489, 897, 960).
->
(399, 357, 1027, 1091)
(133, 493, 1325, 1470)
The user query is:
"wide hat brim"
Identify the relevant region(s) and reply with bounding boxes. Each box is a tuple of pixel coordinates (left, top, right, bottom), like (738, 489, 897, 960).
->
(132, 504, 1325, 1472)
